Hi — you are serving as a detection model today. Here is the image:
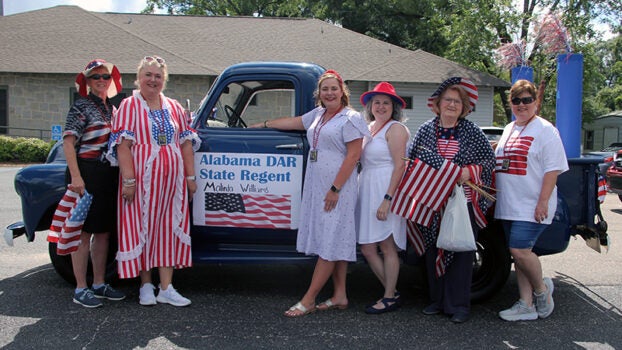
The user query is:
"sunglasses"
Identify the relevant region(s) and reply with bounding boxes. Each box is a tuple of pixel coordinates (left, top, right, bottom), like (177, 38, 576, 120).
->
(87, 74, 111, 80)
(144, 56, 166, 65)
(511, 97, 535, 105)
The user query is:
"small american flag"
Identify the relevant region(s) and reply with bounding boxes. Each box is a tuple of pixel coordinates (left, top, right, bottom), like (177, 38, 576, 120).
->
(598, 175, 607, 204)
(406, 220, 425, 256)
(49, 189, 93, 255)
(204, 192, 291, 229)
(49, 189, 81, 243)
(391, 153, 461, 227)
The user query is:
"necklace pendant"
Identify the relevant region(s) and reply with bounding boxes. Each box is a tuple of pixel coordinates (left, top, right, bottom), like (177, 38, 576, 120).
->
(310, 149, 318, 162)
(158, 134, 167, 145)
(501, 158, 510, 170)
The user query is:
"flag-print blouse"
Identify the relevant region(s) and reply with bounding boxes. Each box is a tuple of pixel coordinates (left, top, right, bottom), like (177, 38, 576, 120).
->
(63, 93, 114, 160)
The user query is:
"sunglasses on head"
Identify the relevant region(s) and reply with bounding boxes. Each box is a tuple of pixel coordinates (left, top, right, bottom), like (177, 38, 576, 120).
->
(87, 74, 111, 80)
(144, 56, 166, 65)
(511, 96, 535, 105)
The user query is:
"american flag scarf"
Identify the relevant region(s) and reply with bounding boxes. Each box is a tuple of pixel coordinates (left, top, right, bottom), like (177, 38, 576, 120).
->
(398, 117, 495, 276)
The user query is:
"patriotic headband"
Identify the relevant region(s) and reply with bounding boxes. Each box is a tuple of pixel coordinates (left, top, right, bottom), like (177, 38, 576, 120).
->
(427, 77, 478, 115)
(74, 59, 123, 98)
(322, 69, 343, 84)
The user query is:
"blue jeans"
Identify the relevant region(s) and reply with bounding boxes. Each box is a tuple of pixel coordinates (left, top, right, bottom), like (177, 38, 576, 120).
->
(502, 220, 548, 249)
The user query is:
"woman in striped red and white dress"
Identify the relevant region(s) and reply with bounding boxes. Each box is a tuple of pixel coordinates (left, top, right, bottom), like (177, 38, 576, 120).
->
(107, 56, 200, 307)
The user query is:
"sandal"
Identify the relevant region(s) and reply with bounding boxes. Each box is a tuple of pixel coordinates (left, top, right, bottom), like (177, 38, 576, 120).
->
(284, 301, 316, 317)
(365, 297, 400, 314)
(366, 291, 401, 308)
(316, 298, 348, 311)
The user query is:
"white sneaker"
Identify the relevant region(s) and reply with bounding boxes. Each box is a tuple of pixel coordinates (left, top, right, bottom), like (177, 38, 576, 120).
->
(139, 283, 157, 306)
(156, 284, 191, 307)
(499, 300, 538, 321)
(534, 277, 555, 319)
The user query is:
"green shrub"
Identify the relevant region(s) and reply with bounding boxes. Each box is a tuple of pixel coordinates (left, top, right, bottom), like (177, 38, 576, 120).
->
(0, 137, 54, 163)
(0, 136, 15, 161)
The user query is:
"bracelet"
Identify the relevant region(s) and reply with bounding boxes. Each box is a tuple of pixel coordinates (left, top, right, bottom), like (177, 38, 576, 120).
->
(122, 178, 136, 185)
(123, 183, 136, 187)
(330, 184, 340, 193)
(186, 175, 196, 181)
(384, 194, 393, 201)
(264, 120, 268, 128)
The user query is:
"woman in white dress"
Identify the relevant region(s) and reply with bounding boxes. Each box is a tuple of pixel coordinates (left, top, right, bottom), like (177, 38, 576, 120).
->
(357, 82, 410, 314)
(251, 70, 368, 317)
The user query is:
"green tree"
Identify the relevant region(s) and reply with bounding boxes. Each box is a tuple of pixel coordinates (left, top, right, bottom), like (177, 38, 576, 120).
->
(144, 0, 621, 124)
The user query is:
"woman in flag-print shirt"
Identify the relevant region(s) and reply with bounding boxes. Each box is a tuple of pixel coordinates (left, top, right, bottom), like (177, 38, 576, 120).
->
(495, 80, 568, 322)
(63, 59, 126, 308)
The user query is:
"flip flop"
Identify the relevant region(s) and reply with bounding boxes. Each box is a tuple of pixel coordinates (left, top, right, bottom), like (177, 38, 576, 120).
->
(316, 298, 348, 311)
(284, 301, 316, 317)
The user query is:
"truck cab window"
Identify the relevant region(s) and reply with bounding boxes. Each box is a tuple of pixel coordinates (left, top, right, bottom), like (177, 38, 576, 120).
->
(208, 80, 296, 128)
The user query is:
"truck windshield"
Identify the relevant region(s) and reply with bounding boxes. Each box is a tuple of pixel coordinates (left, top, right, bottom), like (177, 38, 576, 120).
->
(208, 80, 296, 128)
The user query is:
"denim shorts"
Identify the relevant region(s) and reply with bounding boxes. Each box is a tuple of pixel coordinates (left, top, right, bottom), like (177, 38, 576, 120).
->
(502, 220, 548, 249)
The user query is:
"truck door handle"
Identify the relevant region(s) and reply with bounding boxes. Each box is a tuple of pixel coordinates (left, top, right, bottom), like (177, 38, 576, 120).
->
(275, 143, 303, 150)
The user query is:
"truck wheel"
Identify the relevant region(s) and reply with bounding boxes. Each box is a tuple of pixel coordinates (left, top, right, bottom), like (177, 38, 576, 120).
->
(48, 242, 118, 285)
(471, 221, 511, 303)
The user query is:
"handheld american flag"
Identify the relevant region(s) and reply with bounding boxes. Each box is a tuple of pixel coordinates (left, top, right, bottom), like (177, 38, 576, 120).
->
(49, 189, 93, 255)
(49, 189, 81, 242)
(391, 151, 461, 227)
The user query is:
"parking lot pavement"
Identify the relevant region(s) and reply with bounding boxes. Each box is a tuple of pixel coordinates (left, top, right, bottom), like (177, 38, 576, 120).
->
(1, 167, 621, 349)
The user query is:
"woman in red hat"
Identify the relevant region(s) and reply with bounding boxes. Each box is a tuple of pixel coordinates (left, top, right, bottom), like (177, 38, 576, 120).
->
(408, 77, 495, 323)
(357, 82, 410, 314)
(63, 59, 125, 308)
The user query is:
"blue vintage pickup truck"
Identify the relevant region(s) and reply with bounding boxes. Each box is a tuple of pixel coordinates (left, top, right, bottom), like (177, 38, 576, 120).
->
(6, 61, 610, 302)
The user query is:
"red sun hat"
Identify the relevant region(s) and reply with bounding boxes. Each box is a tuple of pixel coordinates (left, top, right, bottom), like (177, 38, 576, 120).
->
(74, 59, 123, 98)
(360, 82, 406, 109)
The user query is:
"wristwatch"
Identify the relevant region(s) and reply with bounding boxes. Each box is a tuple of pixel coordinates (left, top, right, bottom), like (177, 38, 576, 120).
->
(384, 194, 393, 201)
(330, 184, 340, 193)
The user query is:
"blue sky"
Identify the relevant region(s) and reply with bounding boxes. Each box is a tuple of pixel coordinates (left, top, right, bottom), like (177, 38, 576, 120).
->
(3, 0, 151, 15)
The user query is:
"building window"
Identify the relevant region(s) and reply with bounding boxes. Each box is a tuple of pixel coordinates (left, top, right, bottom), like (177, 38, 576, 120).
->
(401, 96, 413, 110)
(585, 130, 594, 150)
(0, 87, 7, 135)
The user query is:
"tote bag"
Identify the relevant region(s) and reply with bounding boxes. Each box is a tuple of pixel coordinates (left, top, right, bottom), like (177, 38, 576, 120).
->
(437, 185, 476, 252)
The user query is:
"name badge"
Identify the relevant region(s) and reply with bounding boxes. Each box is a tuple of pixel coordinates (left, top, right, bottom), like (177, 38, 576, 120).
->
(158, 134, 167, 146)
(501, 159, 510, 170)
(309, 149, 318, 162)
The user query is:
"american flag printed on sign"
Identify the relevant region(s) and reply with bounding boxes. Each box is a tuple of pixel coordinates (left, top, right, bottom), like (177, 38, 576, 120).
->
(205, 192, 291, 229)
(391, 155, 461, 227)
(53, 190, 93, 255)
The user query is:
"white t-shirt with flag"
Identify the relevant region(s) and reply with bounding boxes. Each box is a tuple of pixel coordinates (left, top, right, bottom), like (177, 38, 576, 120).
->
(494, 117, 569, 224)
